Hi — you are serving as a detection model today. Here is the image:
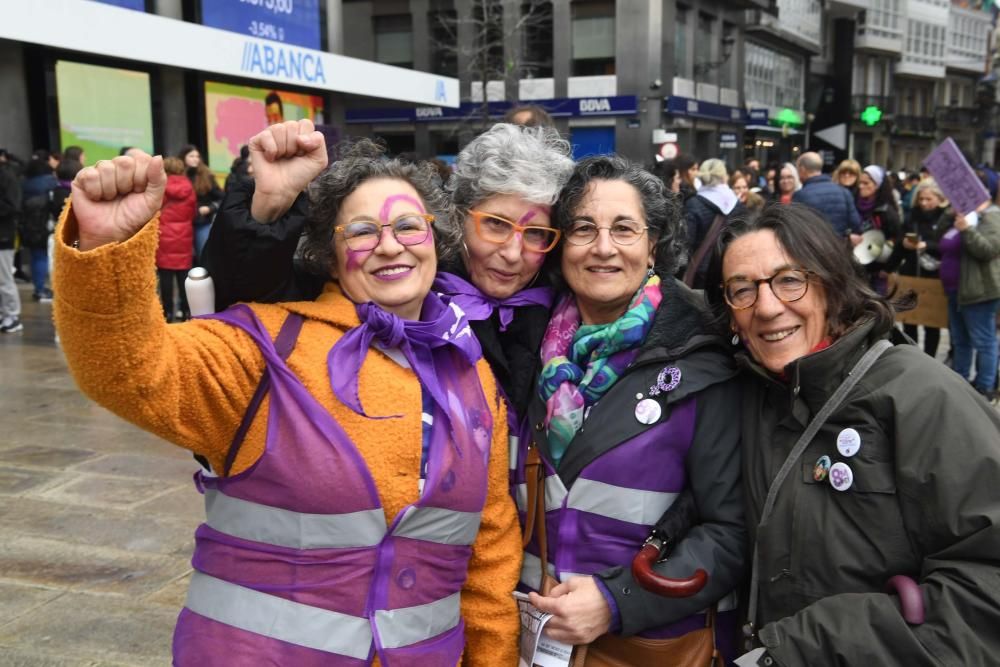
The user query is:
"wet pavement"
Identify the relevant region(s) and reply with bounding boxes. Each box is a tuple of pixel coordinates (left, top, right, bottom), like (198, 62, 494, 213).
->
(1, 283, 200, 666)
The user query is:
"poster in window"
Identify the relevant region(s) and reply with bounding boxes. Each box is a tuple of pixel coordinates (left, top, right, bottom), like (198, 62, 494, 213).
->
(204, 80, 324, 183)
(55, 60, 154, 163)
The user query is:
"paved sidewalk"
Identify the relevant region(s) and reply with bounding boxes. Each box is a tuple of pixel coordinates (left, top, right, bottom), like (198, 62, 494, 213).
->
(1, 285, 201, 666)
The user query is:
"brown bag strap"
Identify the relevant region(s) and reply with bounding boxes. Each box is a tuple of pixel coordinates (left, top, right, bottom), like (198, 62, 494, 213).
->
(522, 446, 542, 548)
(682, 213, 727, 287)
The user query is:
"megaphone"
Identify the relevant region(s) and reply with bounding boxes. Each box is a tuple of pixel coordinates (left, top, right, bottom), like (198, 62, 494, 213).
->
(853, 229, 893, 265)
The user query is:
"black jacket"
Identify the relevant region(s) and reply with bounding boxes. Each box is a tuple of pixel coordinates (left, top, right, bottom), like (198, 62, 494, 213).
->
(683, 194, 746, 289)
(739, 318, 1000, 665)
(0, 163, 23, 250)
(527, 277, 746, 634)
(202, 181, 551, 417)
(887, 206, 952, 277)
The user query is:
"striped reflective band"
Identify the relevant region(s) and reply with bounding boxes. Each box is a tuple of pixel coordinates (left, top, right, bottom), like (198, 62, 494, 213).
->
(185, 571, 373, 659)
(204, 488, 387, 549)
(514, 475, 569, 514)
(567, 478, 678, 526)
(519, 551, 586, 589)
(508, 435, 519, 471)
(393, 506, 482, 546)
(375, 591, 461, 649)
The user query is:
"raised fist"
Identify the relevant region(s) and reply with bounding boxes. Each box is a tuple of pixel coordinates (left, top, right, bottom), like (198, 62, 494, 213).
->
(72, 153, 166, 251)
(249, 119, 328, 222)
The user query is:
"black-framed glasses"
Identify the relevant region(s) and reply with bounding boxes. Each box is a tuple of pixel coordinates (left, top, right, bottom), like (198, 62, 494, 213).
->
(723, 268, 814, 310)
(468, 210, 561, 253)
(334, 214, 435, 252)
(565, 220, 649, 246)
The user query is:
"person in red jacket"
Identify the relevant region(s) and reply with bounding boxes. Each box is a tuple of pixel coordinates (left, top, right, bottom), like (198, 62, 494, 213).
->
(157, 157, 197, 321)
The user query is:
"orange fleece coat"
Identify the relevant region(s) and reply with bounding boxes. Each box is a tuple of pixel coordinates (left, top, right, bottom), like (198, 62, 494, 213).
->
(52, 207, 521, 667)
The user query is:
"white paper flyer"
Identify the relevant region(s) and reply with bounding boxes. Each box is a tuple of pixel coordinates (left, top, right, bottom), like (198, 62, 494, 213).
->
(513, 592, 574, 667)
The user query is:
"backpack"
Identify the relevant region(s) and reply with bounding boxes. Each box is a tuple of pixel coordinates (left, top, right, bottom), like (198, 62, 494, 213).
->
(19, 192, 55, 248)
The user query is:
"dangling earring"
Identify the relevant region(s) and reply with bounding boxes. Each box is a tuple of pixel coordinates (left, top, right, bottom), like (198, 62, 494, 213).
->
(646, 266, 655, 278)
(731, 333, 741, 346)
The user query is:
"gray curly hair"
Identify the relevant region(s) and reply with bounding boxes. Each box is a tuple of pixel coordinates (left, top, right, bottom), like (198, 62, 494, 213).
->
(448, 123, 574, 217)
(300, 139, 458, 277)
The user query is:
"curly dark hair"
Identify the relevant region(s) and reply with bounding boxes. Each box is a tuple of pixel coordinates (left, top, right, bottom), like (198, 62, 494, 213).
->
(550, 154, 687, 284)
(300, 138, 457, 278)
(704, 203, 914, 339)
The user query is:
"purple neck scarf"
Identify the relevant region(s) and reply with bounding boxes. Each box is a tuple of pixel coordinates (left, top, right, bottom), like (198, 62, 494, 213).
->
(433, 272, 554, 332)
(328, 292, 482, 423)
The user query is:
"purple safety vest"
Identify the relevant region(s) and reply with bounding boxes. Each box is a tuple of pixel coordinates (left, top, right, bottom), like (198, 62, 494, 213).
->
(172, 304, 492, 666)
(513, 397, 732, 638)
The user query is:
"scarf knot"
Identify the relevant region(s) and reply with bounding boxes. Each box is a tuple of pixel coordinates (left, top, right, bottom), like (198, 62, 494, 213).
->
(328, 294, 481, 420)
(356, 302, 407, 350)
(433, 272, 554, 332)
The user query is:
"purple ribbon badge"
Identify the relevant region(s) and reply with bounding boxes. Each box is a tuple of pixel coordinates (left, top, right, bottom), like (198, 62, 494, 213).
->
(648, 366, 682, 396)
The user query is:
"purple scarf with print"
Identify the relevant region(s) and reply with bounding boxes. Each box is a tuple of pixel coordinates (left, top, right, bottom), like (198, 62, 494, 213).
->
(433, 272, 554, 332)
(328, 293, 482, 429)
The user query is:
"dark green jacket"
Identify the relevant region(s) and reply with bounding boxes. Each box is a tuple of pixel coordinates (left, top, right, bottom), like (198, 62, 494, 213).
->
(958, 204, 1000, 305)
(739, 319, 1000, 666)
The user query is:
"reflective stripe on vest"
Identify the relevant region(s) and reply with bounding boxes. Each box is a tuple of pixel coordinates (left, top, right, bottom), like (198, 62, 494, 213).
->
(514, 474, 569, 514)
(520, 551, 587, 589)
(186, 572, 464, 655)
(185, 571, 373, 659)
(374, 591, 462, 649)
(393, 506, 482, 546)
(204, 488, 387, 549)
(508, 435, 519, 471)
(566, 478, 678, 525)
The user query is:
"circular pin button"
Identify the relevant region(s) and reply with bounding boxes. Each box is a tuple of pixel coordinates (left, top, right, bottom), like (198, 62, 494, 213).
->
(837, 428, 862, 458)
(829, 461, 854, 492)
(634, 398, 662, 425)
(813, 455, 832, 482)
(396, 567, 416, 590)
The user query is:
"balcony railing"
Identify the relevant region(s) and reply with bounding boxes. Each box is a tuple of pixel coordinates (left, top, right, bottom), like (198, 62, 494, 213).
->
(893, 115, 938, 136)
(936, 105, 980, 127)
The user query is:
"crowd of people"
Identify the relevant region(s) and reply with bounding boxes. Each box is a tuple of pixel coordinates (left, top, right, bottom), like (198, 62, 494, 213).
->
(0, 141, 252, 332)
(23, 106, 1000, 666)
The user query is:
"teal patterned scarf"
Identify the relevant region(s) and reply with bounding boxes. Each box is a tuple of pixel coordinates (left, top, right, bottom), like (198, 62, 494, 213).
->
(538, 274, 663, 466)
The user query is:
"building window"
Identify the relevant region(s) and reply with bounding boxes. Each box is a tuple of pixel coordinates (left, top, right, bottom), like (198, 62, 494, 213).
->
(694, 13, 713, 76)
(675, 6, 688, 78)
(859, 0, 903, 40)
(473, 1, 505, 80)
(374, 14, 413, 69)
(744, 41, 803, 111)
(903, 19, 945, 67)
(572, 1, 615, 76)
(720, 23, 736, 89)
(429, 9, 458, 78)
(521, 1, 554, 78)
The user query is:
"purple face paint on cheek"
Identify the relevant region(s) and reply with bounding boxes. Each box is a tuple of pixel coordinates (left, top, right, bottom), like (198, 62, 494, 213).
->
(345, 247, 369, 271)
(379, 194, 426, 222)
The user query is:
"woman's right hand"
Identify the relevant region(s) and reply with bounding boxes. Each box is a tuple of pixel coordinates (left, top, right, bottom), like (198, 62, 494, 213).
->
(72, 153, 166, 251)
(249, 119, 328, 223)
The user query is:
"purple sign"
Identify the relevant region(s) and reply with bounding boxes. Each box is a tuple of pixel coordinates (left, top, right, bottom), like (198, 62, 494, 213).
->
(923, 138, 991, 215)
